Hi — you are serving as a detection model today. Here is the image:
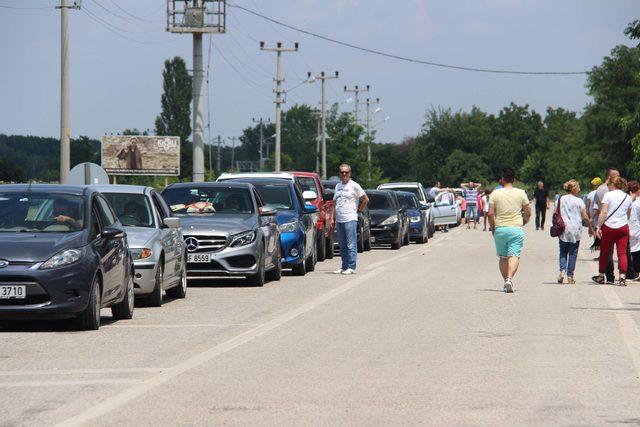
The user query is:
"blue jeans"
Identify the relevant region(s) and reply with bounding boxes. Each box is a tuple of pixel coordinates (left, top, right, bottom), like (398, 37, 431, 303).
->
(466, 204, 478, 222)
(559, 240, 580, 277)
(337, 220, 358, 270)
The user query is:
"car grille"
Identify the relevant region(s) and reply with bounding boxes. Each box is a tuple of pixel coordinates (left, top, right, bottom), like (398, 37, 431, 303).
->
(183, 235, 227, 253)
(187, 261, 225, 271)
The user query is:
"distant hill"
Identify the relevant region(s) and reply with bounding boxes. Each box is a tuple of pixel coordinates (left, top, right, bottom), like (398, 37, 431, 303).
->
(0, 134, 100, 182)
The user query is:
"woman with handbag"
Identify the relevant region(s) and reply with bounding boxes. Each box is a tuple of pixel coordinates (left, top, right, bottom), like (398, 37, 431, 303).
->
(627, 181, 640, 280)
(555, 180, 592, 284)
(593, 177, 632, 286)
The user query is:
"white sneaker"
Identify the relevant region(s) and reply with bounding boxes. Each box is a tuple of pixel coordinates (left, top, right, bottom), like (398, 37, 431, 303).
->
(341, 268, 356, 275)
(504, 279, 514, 293)
(333, 269, 345, 274)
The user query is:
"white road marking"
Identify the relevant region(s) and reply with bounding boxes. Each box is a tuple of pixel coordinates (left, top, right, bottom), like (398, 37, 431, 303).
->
(600, 285, 640, 379)
(102, 323, 258, 329)
(0, 368, 164, 377)
(57, 242, 432, 427)
(0, 379, 141, 388)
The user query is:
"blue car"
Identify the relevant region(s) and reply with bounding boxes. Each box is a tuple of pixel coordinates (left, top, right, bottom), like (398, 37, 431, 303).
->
(396, 191, 429, 244)
(217, 177, 318, 276)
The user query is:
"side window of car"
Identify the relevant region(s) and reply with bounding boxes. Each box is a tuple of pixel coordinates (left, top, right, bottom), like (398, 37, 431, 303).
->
(90, 205, 101, 240)
(253, 189, 264, 209)
(96, 196, 116, 227)
(293, 183, 306, 210)
(151, 193, 167, 224)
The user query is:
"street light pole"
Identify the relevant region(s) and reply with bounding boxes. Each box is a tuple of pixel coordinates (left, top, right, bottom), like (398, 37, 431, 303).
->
(308, 71, 339, 179)
(364, 97, 380, 165)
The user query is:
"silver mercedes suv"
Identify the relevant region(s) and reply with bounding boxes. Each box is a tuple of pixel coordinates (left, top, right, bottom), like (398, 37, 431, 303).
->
(161, 182, 281, 286)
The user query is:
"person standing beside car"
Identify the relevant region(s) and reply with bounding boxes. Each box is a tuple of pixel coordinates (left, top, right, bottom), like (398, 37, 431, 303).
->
(461, 181, 482, 230)
(332, 164, 369, 275)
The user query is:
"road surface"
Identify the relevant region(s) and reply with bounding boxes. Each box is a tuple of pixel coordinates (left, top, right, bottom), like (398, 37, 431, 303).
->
(2, 224, 640, 426)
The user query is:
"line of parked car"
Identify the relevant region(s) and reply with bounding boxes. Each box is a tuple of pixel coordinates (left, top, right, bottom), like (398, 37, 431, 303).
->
(0, 172, 461, 330)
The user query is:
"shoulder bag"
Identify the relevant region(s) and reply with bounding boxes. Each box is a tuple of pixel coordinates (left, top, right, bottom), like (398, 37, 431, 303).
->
(550, 196, 566, 237)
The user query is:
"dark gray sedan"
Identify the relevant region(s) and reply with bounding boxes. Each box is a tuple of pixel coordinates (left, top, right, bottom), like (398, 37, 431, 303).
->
(162, 182, 281, 286)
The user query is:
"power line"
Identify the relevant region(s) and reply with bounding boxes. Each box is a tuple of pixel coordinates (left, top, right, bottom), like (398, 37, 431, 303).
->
(106, 0, 164, 23)
(89, 0, 163, 30)
(228, 2, 588, 76)
(212, 44, 274, 100)
(86, 1, 162, 33)
(0, 3, 52, 9)
(81, 8, 174, 45)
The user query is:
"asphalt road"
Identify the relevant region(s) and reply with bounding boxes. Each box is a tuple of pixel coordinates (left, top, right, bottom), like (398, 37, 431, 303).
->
(2, 223, 640, 426)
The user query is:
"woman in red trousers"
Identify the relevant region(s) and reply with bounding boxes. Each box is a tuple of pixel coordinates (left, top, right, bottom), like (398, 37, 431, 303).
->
(594, 177, 632, 286)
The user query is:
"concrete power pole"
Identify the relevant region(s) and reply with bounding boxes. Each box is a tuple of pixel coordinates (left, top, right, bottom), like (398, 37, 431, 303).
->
(364, 97, 380, 165)
(260, 41, 298, 172)
(228, 136, 237, 171)
(253, 117, 271, 170)
(312, 111, 322, 174)
(168, 0, 226, 182)
(308, 71, 339, 179)
(344, 84, 369, 127)
(216, 135, 222, 173)
(56, 0, 79, 184)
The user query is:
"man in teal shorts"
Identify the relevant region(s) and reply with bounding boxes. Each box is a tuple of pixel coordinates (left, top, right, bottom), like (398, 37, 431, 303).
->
(488, 167, 531, 293)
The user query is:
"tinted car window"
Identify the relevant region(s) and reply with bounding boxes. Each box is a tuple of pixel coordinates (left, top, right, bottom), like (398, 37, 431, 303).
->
(162, 187, 254, 215)
(96, 196, 117, 226)
(297, 177, 318, 193)
(368, 194, 392, 210)
(104, 193, 154, 227)
(0, 192, 85, 233)
(251, 184, 294, 210)
(398, 194, 419, 209)
(387, 187, 421, 200)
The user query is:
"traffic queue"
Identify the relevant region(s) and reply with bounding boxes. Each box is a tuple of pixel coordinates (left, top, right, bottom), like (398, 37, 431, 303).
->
(0, 172, 463, 330)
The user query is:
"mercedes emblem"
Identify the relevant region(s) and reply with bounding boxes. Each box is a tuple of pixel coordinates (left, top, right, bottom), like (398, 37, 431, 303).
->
(185, 237, 199, 253)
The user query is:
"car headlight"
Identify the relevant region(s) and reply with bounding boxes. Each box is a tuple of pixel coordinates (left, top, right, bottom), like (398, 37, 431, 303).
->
(40, 248, 83, 270)
(279, 220, 298, 233)
(130, 248, 152, 260)
(380, 216, 398, 226)
(410, 216, 421, 223)
(229, 230, 257, 247)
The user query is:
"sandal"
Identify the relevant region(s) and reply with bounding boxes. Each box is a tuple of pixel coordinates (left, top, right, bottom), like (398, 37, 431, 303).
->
(592, 275, 605, 285)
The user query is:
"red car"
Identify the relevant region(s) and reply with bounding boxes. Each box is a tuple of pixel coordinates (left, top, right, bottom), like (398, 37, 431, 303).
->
(290, 171, 335, 261)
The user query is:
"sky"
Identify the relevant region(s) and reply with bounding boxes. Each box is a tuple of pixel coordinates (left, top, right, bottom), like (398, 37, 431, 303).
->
(0, 0, 638, 149)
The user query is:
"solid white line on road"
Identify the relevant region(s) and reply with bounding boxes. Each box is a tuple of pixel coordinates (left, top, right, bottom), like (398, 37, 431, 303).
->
(102, 323, 258, 329)
(0, 368, 164, 377)
(0, 379, 141, 388)
(57, 242, 433, 427)
(600, 285, 640, 379)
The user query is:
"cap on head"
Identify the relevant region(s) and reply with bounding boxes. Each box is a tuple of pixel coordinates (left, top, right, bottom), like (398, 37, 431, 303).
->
(591, 177, 603, 186)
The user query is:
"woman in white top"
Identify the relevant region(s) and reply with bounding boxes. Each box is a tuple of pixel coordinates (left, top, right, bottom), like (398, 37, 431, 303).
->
(594, 176, 633, 286)
(627, 181, 640, 278)
(556, 180, 592, 284)
(482, 189, 491, 231)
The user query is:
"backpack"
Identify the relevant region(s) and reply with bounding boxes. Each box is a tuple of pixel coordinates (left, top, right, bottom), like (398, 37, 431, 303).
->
(550, 196, 566, 238)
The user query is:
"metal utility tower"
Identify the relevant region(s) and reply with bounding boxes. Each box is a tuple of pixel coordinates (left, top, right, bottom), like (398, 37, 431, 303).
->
(167, 0, 226, 182)
(344, 84, 369, 126)
(364, 97, 380, 164)
(308, 71, 339, 179)
(260, 41, 299, 172)
(56, 0, 80, 184)
(252, 117, 271, 170)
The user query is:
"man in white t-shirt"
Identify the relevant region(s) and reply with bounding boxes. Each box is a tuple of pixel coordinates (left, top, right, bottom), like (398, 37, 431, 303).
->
(333, 163, 369, 275)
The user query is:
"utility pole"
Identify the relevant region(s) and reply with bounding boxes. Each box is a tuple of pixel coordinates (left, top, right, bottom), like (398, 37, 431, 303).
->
(56, 0, 79, 184)
(344, 84, 369, 127)
(260, 41, 299, 172)
(364, 97, 380, 165)
(168, 0, 226, 182)
(253, 117, 271, 170)
(228, 136, 237, 171)
(308, 71, 339, 179)
(216, 135, 222, 173)
(208, 140, 212, 177)
(312, 111, 322, 174)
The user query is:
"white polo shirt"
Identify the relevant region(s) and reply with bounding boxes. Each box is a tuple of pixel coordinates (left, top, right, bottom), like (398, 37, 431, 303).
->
(334, 179, 365, 223)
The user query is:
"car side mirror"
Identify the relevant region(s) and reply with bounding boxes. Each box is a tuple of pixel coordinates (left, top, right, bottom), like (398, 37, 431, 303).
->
(420, 205, 430, 210)
(304, 203, 319, 214)
(260, 206, 277, 216)
(398, 207, 407, 213)
(323, 192, 332, 201)
(163, 217, 180, 229)
(101, 227, 125, 239)
(303, 190, 318, 201)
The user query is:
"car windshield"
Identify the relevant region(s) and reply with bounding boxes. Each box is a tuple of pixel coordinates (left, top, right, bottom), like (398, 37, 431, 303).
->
(104, 193, 154, 227)
(0, 192, 85, 233)
(368, 193, 392, 210)
(296, 177, 317, 193)
(252, 183, 294, 210)
(386, 187, 421, 200)
(162, 187, 254, 215)
(398, 194, 419, 209)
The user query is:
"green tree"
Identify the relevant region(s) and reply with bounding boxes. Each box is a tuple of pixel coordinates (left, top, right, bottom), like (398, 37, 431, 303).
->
(441, 150, 490, 185)
(154, 57, 193, 179)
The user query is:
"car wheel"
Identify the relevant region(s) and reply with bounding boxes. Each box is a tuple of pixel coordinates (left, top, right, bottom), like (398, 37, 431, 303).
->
(306, 242, 316, 272)
(112, 273, 134, 320)
(316, 231, 326, 262)
(357, 227, 364, 253)
(292, 250, 307, 276)
(391, 231, 401, 250)
(166, 254, 187, 299)
(247, 246, 266, 287)
(77, 275, 101, 331)
(403, 227, 410, 246)
(147, 262, 163, 307)
(266, 245, 282, 282)
(364, 228, 372, 251)
(325, 231, 334, 259)
(428, 220, 435, 238)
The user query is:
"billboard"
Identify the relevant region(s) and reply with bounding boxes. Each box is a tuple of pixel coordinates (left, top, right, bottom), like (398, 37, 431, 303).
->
(101, 135, 180, 176)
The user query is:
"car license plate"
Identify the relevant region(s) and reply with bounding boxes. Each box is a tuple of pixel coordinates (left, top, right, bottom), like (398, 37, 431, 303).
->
(188, 253, 212, 263)
(0, 285, 26, 299)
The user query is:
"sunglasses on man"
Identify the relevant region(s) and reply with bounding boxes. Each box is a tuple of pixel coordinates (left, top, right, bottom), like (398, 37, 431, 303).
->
(339, 171, 350, 175)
